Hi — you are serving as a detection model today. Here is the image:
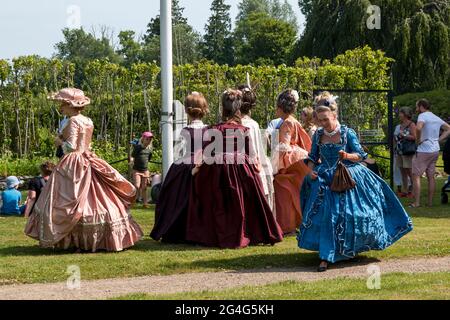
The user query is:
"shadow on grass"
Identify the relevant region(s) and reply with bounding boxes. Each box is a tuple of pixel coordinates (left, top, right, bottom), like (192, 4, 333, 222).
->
(0, 238, 222, 257)
(0, 245, 76, 257)
(186, 253, 381, 272)
(404, 206, 450, 219)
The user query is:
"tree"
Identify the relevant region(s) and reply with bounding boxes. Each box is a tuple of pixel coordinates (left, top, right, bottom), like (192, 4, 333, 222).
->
(234, 0, 300, 65)
(117, 31, 142, 68)
(270, 0, 298, 31)
(172, 0, 188, 25)
(237, 0, 298, 27)
(297, 0, 314, 16)
(54, 28, 120, 86)
(235, 12, 297, 65)
(203, 0, 234, 65)
(142, 25, 202, 65)
(143, 16, 161, 42)
(236, 0, 271, 23)
(295, 0, 450, 93)
(142, 0, 188, 42)
(141, 0, 202, 65)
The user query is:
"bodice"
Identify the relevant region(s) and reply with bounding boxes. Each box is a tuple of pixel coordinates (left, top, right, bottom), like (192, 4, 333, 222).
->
(61, 115, 94, 154)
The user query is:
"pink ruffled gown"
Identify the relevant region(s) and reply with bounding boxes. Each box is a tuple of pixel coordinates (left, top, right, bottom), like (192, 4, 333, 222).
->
(272, 116, 312, 234)
(25, 114, 143, 252)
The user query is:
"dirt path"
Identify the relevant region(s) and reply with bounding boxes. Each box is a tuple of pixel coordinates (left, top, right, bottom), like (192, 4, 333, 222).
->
(1, 256, 449, 300)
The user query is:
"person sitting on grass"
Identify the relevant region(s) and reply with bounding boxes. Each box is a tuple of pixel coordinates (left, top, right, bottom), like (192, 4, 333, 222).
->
(1, 176, 25, 216)
(130, 131, 154, 209)
(24, 161, 56, 218)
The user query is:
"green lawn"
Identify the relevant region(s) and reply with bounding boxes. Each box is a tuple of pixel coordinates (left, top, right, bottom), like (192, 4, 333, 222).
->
(0, 178, 448, 286)
(114, 272, 450, 300)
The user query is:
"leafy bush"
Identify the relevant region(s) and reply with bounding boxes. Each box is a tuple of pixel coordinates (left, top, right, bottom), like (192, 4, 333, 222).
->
(0, 155, 57, 177)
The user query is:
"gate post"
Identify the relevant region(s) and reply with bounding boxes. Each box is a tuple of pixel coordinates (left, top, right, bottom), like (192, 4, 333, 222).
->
(388, 90, 395, 189)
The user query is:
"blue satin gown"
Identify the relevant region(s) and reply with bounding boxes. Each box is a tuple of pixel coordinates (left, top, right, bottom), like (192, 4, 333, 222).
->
(297, 125, 413, 263)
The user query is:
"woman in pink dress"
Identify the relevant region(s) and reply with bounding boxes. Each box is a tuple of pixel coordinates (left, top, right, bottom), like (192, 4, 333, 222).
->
(25, 88, 143, 252)
(272, 89, 312, 235)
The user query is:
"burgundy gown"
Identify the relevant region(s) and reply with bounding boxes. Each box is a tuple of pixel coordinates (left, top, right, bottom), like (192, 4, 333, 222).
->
(186, 122, 283, 249)
(150, 122, 207, 242)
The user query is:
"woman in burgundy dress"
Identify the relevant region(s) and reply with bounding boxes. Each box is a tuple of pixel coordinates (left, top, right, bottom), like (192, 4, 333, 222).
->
(186, 89, 283, 249)
(150, 92, 209, 242)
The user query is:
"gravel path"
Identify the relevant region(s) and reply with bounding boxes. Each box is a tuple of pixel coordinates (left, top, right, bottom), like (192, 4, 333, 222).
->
(1, 256, 449, 300)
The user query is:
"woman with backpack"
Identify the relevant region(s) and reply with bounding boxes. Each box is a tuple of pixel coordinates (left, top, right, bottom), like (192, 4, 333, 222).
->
(394, 107, 416, 198)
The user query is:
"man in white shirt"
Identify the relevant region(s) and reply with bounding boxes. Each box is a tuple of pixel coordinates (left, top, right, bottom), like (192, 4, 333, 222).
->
(411, 99, 450, 207)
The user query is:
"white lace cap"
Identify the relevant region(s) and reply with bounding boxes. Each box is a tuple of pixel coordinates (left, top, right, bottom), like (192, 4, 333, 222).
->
(329, 95, 339, 104)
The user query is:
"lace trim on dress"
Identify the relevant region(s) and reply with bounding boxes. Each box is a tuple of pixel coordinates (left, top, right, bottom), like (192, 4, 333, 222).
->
(275, 143, 309, 159)
(187, 120, 206, 129)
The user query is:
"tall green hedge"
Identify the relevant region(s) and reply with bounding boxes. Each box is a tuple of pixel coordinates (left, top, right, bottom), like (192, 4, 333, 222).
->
(0, 46, 394, 175)
(395, 89, 450, 122)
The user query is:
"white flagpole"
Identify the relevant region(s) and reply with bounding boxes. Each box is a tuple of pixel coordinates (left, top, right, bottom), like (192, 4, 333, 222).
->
(160, 0, 174, 179)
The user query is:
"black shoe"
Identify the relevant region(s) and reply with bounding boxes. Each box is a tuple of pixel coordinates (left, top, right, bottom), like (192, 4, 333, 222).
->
(317, 261, 328, 272)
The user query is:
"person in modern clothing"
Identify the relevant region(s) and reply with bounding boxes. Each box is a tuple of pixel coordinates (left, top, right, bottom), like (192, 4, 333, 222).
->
(24, 161, 56, 218)
(361, 146, 381, 177)
(1, 176, 25, 215)
(266, 117, 283, 154)
(394, 107, 416, 198)
(411, 99, 450, 207)
(56, 116, 68, 159)
(130, 132, 154, 208)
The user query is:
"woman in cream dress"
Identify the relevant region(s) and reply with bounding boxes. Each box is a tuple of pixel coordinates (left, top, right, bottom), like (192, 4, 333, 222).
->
(238, 85, 275, 212)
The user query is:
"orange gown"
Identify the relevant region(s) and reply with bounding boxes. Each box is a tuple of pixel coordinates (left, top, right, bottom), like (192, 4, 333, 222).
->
(272, 116, 312, 234)
(25, 114, 143, 252)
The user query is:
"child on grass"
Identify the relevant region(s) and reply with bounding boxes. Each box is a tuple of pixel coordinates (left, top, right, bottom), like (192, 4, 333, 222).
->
(1, 176, 25, 216)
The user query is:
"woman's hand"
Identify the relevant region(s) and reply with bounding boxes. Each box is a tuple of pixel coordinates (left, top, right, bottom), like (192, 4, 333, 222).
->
(339, 150, 347, 160)
(310, 171, 318, 180)
(254, 158, 262, 173)
(191, 166, 200, 176)
(339, 150, 361, 162)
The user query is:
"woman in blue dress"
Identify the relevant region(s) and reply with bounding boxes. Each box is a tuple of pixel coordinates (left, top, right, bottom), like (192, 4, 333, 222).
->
(298, 92, 413, 272)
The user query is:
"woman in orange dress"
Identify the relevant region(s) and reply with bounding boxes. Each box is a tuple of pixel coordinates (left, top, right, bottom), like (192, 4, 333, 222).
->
(25, 88, 143, 252)
(272, 89, 312, 235)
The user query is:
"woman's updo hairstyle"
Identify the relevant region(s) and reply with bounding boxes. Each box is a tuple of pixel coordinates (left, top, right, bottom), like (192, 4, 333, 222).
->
(237, 84, 256, 115)
(222, 89, 242, 123)
(277, 89, 300, 114)
(185, 92, 209, 119)
(314, 91, 339, 115)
